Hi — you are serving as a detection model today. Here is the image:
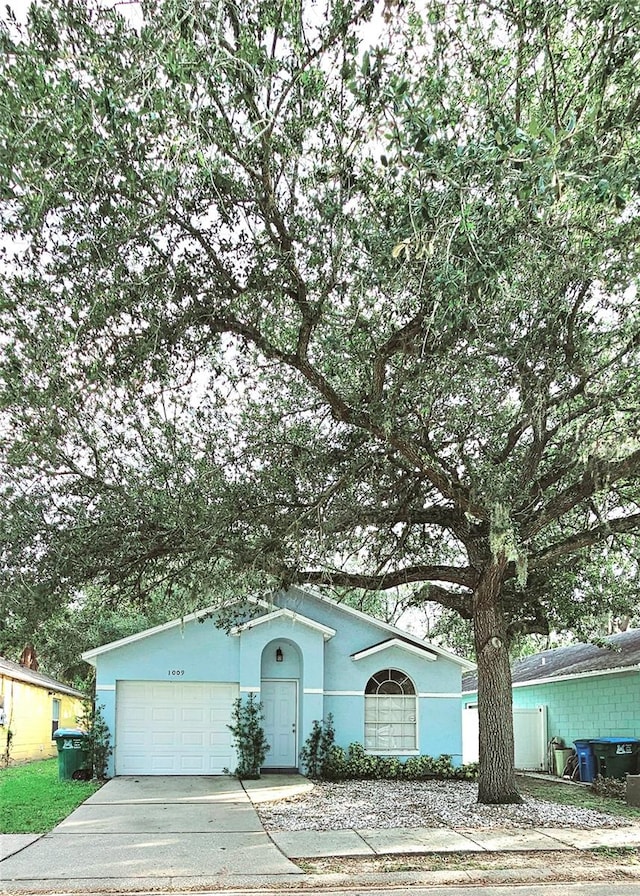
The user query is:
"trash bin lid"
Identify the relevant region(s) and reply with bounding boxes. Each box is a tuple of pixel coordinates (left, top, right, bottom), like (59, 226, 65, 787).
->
(591, 737, 640, 744)
(53, 728, 87, 738)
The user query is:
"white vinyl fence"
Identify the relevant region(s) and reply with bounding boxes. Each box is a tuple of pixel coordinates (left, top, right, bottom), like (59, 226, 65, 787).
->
(462, 704, 548, 770)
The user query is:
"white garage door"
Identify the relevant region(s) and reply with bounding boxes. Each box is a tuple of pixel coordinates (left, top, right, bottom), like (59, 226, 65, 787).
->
(115, 681, 238, 775)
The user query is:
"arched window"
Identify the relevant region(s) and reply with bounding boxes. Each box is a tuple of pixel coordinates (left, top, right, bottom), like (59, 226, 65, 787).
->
(364, 669, 417, 752)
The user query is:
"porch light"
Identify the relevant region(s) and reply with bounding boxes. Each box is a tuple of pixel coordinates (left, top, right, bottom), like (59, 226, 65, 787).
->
(276, 647, 283, 663)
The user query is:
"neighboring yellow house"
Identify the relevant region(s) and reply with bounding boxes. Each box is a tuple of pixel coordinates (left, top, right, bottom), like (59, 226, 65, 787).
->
(0, 655, 86, 764)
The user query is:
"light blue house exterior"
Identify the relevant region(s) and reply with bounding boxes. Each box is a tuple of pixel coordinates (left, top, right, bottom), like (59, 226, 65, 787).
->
(83, 587, 474, 777)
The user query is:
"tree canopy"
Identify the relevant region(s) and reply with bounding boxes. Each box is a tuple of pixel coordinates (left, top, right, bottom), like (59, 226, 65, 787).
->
(1, 0, 639, 802)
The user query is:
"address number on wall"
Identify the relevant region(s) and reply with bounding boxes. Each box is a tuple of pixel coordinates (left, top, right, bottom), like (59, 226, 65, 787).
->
(168, 669, 185, 676)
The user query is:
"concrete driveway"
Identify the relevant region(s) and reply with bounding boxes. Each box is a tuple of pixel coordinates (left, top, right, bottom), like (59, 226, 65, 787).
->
(0, 775, 303, 893)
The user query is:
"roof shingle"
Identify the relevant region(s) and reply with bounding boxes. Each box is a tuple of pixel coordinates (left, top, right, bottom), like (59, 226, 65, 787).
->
(462, 629, 640, 693)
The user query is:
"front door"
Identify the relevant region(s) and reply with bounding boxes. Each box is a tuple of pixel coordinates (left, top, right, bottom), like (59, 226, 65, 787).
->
(261, 679, 297, 768)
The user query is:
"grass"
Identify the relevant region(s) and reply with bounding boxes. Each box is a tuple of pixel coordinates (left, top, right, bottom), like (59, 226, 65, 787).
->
(517, 773, 640, 820)
(2, 760, 637, 837)
(0, 758, 102, 833)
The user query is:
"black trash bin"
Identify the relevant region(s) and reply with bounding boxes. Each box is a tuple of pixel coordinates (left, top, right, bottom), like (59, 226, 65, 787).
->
(53, 728, 91, 781)
(591, 738, 640, 780)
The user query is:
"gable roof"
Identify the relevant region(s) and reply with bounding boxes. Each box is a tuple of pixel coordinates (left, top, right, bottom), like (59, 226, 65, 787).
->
(81, 587, 476, 671)
(81, 602, 266, 665)
(0, 655, 85, 699)
(462, 628, 640, 693)
(281, 587, 475, 671)
(351, 637, 438, 662)
(230, 607, 336, 640)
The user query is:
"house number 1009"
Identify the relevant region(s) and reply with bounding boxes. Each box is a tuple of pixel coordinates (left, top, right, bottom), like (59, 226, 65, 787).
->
(168, 669, 185, 676)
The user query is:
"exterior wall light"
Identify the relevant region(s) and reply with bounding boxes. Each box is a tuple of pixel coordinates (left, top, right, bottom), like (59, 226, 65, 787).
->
(276, 647, 283, 663)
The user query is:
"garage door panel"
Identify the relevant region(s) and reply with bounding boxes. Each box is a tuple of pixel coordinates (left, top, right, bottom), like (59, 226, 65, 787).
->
(151, 707, 176, 724)
(115, 681, 238, 776)
(181, 732, 205, 747)
(151, 731, 175, 747)
(150, 754, 179, 773)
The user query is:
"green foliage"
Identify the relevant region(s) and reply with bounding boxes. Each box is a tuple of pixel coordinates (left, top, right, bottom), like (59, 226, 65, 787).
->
(300, 735, 478, 782)
(454, 761, 479, 781)
(402, 753, 455, 780)
(77, 701, 112, 780)
(0, 758, 101, 833)
(227, 694, 270, 780)
(1, 0, 638, 805)
(299, 714, 338, 778)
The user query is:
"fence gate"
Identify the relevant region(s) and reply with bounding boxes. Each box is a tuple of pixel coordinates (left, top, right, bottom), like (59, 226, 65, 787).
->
(462, 704, 548, 770)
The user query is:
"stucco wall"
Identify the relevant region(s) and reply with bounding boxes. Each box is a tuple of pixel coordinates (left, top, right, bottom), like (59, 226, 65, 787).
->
(92, 591, 467, 775)
(95, 616, 241, 685)
(276, 590, 464, 761)
(0, 675, 84, 763)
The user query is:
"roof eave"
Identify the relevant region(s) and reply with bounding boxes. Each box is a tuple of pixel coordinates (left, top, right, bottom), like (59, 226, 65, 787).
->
(351, 638, 438, 662)
(289, 586, 476, 671)
(81, 596, 272, 662)
(230, 607, 336, 640)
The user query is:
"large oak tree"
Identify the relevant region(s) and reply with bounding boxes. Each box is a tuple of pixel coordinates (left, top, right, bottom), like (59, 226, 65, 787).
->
(1, 0, 639, 802)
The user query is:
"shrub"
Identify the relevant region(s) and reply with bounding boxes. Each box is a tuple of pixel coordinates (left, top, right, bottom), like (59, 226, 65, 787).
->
(454, 761, 479, 780)
(323, 745, 348, 781)
(346, 742, 381, 778)
(591, 774, 626, 801)
(299, 731, 478, 782)
(299, 714, 338, 778)
(77, 701, 112, 780)
(227, 694, 270, 779)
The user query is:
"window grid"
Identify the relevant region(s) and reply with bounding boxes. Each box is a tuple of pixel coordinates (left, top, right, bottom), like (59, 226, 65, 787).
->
(364, 669, 417, 752)
(51, 698, 61, 740)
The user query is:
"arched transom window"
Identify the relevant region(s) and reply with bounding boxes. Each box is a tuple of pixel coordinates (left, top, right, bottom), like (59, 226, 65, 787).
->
(364, 669, 417, 752)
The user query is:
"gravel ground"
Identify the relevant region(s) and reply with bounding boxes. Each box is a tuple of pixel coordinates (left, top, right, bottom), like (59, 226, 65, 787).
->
(256, 779, 631, 831)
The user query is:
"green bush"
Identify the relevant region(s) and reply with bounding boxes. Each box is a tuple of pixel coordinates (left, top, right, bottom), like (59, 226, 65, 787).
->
(227, 694, 270, 779)
(77, 701, 112, 780)
(299, 727, 479, 782)
(346, 742, 381, 778)
(299, 714, 337, 778)
(402, 754, 448, 779)
(323, 745, 348, 781)
(454, 761, 479, 780)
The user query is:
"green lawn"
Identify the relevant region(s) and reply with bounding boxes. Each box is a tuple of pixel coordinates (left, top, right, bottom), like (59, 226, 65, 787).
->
(518, 774, 640, 820)
(0, 758, 102, 833)
(2, 759, 636, 836)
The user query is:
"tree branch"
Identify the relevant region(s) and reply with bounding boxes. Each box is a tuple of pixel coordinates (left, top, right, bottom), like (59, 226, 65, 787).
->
(530, 512, 640, 568)
(524, 449, 640, 538)
(288, 564, 477, 591)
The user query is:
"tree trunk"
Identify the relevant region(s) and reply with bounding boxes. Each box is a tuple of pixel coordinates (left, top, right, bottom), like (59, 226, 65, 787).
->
(473, 554, 522, 804)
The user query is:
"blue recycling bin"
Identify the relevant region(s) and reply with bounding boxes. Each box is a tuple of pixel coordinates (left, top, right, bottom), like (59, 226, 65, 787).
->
(574, 740, 598, 783)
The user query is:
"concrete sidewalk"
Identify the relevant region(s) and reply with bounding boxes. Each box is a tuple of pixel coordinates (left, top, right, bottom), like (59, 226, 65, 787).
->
(243, 773, 640, 860)
(0, 775, 304, 892)
(268, 820, 640, 859)
(2, 774, 640, 893)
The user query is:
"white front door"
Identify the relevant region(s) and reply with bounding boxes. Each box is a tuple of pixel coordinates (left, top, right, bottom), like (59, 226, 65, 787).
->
(261, 680, 297, 767)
